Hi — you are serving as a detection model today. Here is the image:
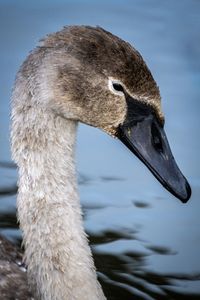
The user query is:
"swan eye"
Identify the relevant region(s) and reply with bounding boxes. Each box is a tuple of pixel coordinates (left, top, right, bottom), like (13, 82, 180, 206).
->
(112, 83, 124, 93)
(108, 78, 124, 95)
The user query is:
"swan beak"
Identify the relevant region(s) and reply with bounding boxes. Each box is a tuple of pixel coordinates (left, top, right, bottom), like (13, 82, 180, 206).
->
(117, 100, 191, 203)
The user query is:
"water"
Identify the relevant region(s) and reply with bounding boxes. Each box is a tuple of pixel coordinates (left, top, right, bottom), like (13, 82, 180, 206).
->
(0, 1, 200, 299)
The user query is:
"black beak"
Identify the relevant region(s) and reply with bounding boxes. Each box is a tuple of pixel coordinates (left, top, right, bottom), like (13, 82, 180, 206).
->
(117, 97, 191, 203)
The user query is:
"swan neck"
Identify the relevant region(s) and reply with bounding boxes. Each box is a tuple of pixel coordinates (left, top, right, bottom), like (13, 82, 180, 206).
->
(12, 110, 105, 300)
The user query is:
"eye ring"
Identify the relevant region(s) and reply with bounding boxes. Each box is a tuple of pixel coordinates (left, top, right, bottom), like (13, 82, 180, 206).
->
(108, 78, 125, 95)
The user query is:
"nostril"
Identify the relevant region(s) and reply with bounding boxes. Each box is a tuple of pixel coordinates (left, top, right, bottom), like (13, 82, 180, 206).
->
(151, 121, 163, 153)
(153, 135, 163, 151)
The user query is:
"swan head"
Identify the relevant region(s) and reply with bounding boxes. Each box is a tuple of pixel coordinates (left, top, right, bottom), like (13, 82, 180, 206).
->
(41, 26, 191, 202)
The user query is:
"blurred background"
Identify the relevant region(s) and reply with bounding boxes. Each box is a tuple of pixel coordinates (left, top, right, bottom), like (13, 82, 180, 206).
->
(0, 0, 200, 299)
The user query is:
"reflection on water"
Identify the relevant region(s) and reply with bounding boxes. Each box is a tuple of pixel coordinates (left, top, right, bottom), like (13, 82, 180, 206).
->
(1, 180, 200, 299)
(94, 245, 200, 300)
(133, 201, 151, 209)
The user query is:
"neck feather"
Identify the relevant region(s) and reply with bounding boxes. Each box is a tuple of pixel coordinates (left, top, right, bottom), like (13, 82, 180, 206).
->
(11, 107, 105, 300)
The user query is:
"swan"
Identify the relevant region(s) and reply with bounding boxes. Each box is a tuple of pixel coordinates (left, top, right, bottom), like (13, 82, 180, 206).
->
(4, 25, 191, 299)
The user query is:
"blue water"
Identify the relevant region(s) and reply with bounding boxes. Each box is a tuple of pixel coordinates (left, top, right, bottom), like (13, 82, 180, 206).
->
(0, 1, 200, 299)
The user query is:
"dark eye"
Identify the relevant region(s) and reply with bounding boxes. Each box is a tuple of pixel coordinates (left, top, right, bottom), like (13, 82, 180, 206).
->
(112, 83, 124, 93)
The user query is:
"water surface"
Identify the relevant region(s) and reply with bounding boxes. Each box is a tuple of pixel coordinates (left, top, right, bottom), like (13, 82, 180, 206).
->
(0, 1, 200, 299)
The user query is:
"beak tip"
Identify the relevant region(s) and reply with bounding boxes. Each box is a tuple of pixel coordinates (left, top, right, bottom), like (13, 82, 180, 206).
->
(180, 181, 192, 203)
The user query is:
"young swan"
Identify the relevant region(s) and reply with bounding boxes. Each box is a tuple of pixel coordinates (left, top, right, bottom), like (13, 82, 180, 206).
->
(11, 26, 191, 300)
